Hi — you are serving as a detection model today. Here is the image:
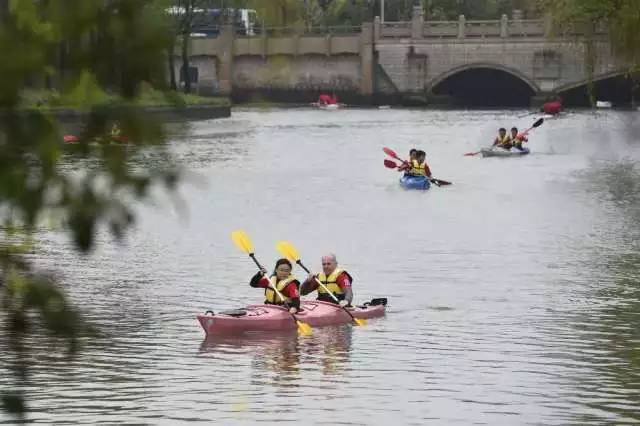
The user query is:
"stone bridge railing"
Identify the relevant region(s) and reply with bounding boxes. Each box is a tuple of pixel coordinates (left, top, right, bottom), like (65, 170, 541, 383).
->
(216, 9, 606, 42)
(237, 19, 547, 40)
(374, 8, 607, 40)
(379, 18, 547, 39)
(235, 25, 361, 38)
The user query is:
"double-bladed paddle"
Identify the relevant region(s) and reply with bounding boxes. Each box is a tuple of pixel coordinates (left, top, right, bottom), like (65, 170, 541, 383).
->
(231, 230, 312, 336)
(382, 147, 452, 186)
(464, 117, 544, 156)
(275, 241, 366, 326)
(383, 159, 452, 186)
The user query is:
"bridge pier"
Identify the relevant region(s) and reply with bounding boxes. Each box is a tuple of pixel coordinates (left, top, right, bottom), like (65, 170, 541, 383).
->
(217, 25, 234, 96)
(360, 23, 375, 97)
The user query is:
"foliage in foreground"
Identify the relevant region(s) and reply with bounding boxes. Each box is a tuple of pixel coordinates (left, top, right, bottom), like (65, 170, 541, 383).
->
(541, 0, 640, 71)
(0, 0, 182, 419)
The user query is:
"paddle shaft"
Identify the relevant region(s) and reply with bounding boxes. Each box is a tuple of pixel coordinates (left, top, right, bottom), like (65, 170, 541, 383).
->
(508, 117, 544, 142)
(384, 159, 451, 186)
(296, 260, 360, 323)
(519, 125, 536, 138)
(389, 152, 408, 166)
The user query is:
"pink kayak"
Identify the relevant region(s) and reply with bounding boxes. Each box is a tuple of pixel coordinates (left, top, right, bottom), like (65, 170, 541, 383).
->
(197, 299, 387, 335)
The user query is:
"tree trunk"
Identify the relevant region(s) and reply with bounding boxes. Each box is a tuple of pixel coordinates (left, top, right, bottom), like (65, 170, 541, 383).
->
(168, 42, 177, 91)
(0, 0, 8, 22)
(181, 33, 191, 94)
(632, 74, 638, 109)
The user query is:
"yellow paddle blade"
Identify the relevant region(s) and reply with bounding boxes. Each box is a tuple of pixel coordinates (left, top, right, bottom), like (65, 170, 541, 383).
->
(231, 230, 253, 254)
(275, 240, 300, 262)
(353, 318, 367, 326)
(296, 320, 312, 336)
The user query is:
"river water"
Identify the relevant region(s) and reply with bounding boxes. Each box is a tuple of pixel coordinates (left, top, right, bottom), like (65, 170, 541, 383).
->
(2, 108, 640, 425)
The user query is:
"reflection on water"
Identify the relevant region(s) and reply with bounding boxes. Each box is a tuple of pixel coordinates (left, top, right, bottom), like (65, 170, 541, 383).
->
(199, 325, 353, 382)
(567, 161, 640, 424)
(308, 325, 353, 376)
(2, 108, 640, 424)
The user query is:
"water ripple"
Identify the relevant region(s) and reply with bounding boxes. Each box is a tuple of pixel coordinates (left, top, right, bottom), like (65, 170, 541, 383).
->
(2, 109, 640, 425)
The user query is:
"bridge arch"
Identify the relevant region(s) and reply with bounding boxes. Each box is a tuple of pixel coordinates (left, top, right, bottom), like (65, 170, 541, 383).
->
(556, 70, 638, 106)
(429, 63, 540, 107)
(556, 70, 630, 93)
(429, 63, 540, 93)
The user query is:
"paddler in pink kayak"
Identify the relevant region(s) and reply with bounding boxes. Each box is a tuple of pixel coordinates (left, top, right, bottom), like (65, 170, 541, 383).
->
(301, 254, 354, 307)
(250, 258, 301, 313)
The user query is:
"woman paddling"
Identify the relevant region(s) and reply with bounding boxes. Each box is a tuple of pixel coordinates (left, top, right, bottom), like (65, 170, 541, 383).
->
(250, 258, 301, 314)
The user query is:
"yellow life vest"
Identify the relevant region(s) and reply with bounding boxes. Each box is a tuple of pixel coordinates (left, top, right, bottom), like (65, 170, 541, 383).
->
(265, 275, 297, 305)
(408, 159, 426, 177)
(495, 134, 511, 147)
(317, 268, 347, 296)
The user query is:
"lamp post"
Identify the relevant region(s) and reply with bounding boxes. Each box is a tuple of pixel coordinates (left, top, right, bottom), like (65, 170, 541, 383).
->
(381, 0, 384, 23)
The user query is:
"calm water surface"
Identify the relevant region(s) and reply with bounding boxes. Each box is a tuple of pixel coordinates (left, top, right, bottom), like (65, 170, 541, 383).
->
(2, 108, 640, 425)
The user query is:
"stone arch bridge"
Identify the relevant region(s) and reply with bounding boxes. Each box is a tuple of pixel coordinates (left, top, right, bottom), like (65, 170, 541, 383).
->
(186, 7, 627, 105)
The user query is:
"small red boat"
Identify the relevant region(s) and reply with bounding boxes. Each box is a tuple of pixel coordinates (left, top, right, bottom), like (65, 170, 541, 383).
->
(63, 134, 79, 144)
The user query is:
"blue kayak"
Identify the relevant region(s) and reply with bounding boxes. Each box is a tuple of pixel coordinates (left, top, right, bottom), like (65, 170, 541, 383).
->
(399, 175, 431, 190)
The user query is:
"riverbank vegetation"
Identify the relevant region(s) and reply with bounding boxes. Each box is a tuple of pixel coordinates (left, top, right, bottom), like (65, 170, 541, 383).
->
(17, 85, 230, 111)
(542, 0, 640, 71)
(0, 1, 183, 420)
(541, 0, 640, 104)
